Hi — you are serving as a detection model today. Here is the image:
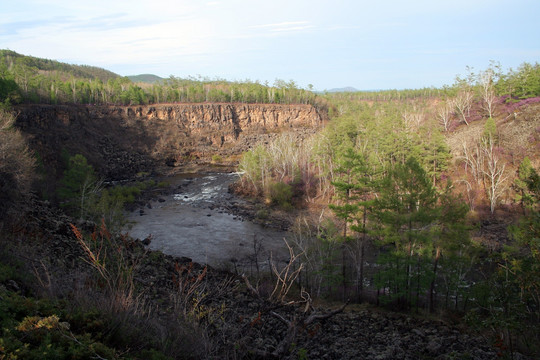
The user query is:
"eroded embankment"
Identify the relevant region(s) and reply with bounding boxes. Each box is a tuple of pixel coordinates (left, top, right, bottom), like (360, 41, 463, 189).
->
(14, 103, 326, 181)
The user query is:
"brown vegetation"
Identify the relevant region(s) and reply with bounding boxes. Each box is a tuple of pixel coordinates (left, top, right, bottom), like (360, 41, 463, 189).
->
(0, 109, 35, 222)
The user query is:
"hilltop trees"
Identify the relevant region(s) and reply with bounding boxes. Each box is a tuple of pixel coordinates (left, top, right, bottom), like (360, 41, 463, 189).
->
(430, 61, 540, 136)
(496, 62, 540, 100)
(0, 50, 319, 107)
(452, 84, 475, 126)
(478, 62, 501, 118)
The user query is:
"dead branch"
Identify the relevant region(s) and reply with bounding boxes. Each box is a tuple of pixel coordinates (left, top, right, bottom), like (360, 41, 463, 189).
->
(270, 238, 305, 303)
(264, 300, 349, 359)
(305, 299, 349, 325)
(242, 273, 262, 299)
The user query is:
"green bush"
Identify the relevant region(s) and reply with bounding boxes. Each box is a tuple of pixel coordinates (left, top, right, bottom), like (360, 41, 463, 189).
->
(267, 181, 293, 209)
(256, 209, 269, 219)
(56, 156, 160, 229)
(211, 154, 223, 163)
(0, 289, 117, 360)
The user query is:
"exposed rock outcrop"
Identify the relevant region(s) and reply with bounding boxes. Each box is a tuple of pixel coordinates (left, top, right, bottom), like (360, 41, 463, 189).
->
(14, 103, 326, 180)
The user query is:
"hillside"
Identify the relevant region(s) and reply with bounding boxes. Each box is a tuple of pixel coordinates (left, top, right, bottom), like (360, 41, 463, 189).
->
(0, 50, 120, 82)
(127, 74, 164, 84)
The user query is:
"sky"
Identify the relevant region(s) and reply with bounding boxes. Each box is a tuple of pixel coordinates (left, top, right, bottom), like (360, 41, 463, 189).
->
(1, 0, 539, 91)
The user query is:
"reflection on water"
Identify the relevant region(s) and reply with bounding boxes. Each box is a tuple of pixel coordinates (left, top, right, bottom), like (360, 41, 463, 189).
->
(125, 172, 288, 269)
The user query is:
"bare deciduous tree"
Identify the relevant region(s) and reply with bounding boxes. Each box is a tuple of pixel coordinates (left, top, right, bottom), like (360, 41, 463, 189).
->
(269, 238, 305, 304)
(477, 62, 501, 118)
(478, 68, 497, 118)
(437, 101, 453, 131)
(242, 235, 348, 359)
(481, 136, 508, 213)
(452, 89, 474, 126)
(460, 140, 485, 185)
(460, 135, 508, 213)
(402, 109, 425, 131)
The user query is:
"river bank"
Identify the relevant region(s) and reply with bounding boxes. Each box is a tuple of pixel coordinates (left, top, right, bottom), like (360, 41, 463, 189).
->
(1, 196, 499, 359)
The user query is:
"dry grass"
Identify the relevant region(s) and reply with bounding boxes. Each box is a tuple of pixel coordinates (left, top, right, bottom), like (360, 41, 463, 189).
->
(0, 109, 35, 221)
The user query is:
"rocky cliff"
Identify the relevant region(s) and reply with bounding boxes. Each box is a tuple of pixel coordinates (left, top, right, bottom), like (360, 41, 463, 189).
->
(14, 103, 326, 180)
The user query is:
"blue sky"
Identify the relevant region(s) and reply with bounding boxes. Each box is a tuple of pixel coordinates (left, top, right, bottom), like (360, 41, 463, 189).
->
(1, 0, 539, 91)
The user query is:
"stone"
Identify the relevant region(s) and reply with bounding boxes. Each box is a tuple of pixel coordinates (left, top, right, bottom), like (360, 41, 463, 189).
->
(426, 339, 442, 354)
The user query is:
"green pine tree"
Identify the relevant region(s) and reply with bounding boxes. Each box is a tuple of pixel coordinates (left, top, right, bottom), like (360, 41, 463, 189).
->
(372, 157, 439, 307)
(514, 156, 535, 213)
(482, 117, 498, 145)
(57, 154, 99, 219)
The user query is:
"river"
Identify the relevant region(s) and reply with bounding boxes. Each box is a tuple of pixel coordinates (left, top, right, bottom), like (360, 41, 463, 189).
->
(125, 172, 290, 272)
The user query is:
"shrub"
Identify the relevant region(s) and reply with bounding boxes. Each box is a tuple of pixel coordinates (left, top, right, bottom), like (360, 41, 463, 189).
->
(211, 154, 223, 163)
(267, 181, 293, 209)
(0, 290, 117, 360)
(71, 221, 143, 315)
(256, 209, 269, 219)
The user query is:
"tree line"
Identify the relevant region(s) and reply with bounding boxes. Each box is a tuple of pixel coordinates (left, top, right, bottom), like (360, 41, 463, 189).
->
(0, 50, 319, 107)
(325, 61, 540, 106)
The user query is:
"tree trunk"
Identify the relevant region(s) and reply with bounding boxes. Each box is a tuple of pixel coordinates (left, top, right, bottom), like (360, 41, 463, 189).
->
(429, 247, 441, 313)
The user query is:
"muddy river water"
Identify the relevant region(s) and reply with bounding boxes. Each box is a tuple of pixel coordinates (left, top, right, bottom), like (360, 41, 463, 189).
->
(125, 172, 290, 270)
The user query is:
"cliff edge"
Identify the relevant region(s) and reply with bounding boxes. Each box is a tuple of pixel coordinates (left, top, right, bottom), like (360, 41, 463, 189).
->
(14, 103, 326, 180)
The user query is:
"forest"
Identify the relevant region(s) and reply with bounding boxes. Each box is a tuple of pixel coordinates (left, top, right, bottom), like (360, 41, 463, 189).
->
(0, 50, 319, 107)
(1, 51, 539, 358)
(235, 61, 540, 357)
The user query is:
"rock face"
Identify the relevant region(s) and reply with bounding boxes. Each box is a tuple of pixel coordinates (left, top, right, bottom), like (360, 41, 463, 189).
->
(14, 103, 326, 180)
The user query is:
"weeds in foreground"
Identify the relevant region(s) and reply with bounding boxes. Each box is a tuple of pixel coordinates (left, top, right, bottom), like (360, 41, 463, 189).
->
(71, 220, 146, 315)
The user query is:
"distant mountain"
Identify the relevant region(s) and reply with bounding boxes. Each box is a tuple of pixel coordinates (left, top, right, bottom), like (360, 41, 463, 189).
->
(127, 74, 164, 84)
(325, 87, 359, 93)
